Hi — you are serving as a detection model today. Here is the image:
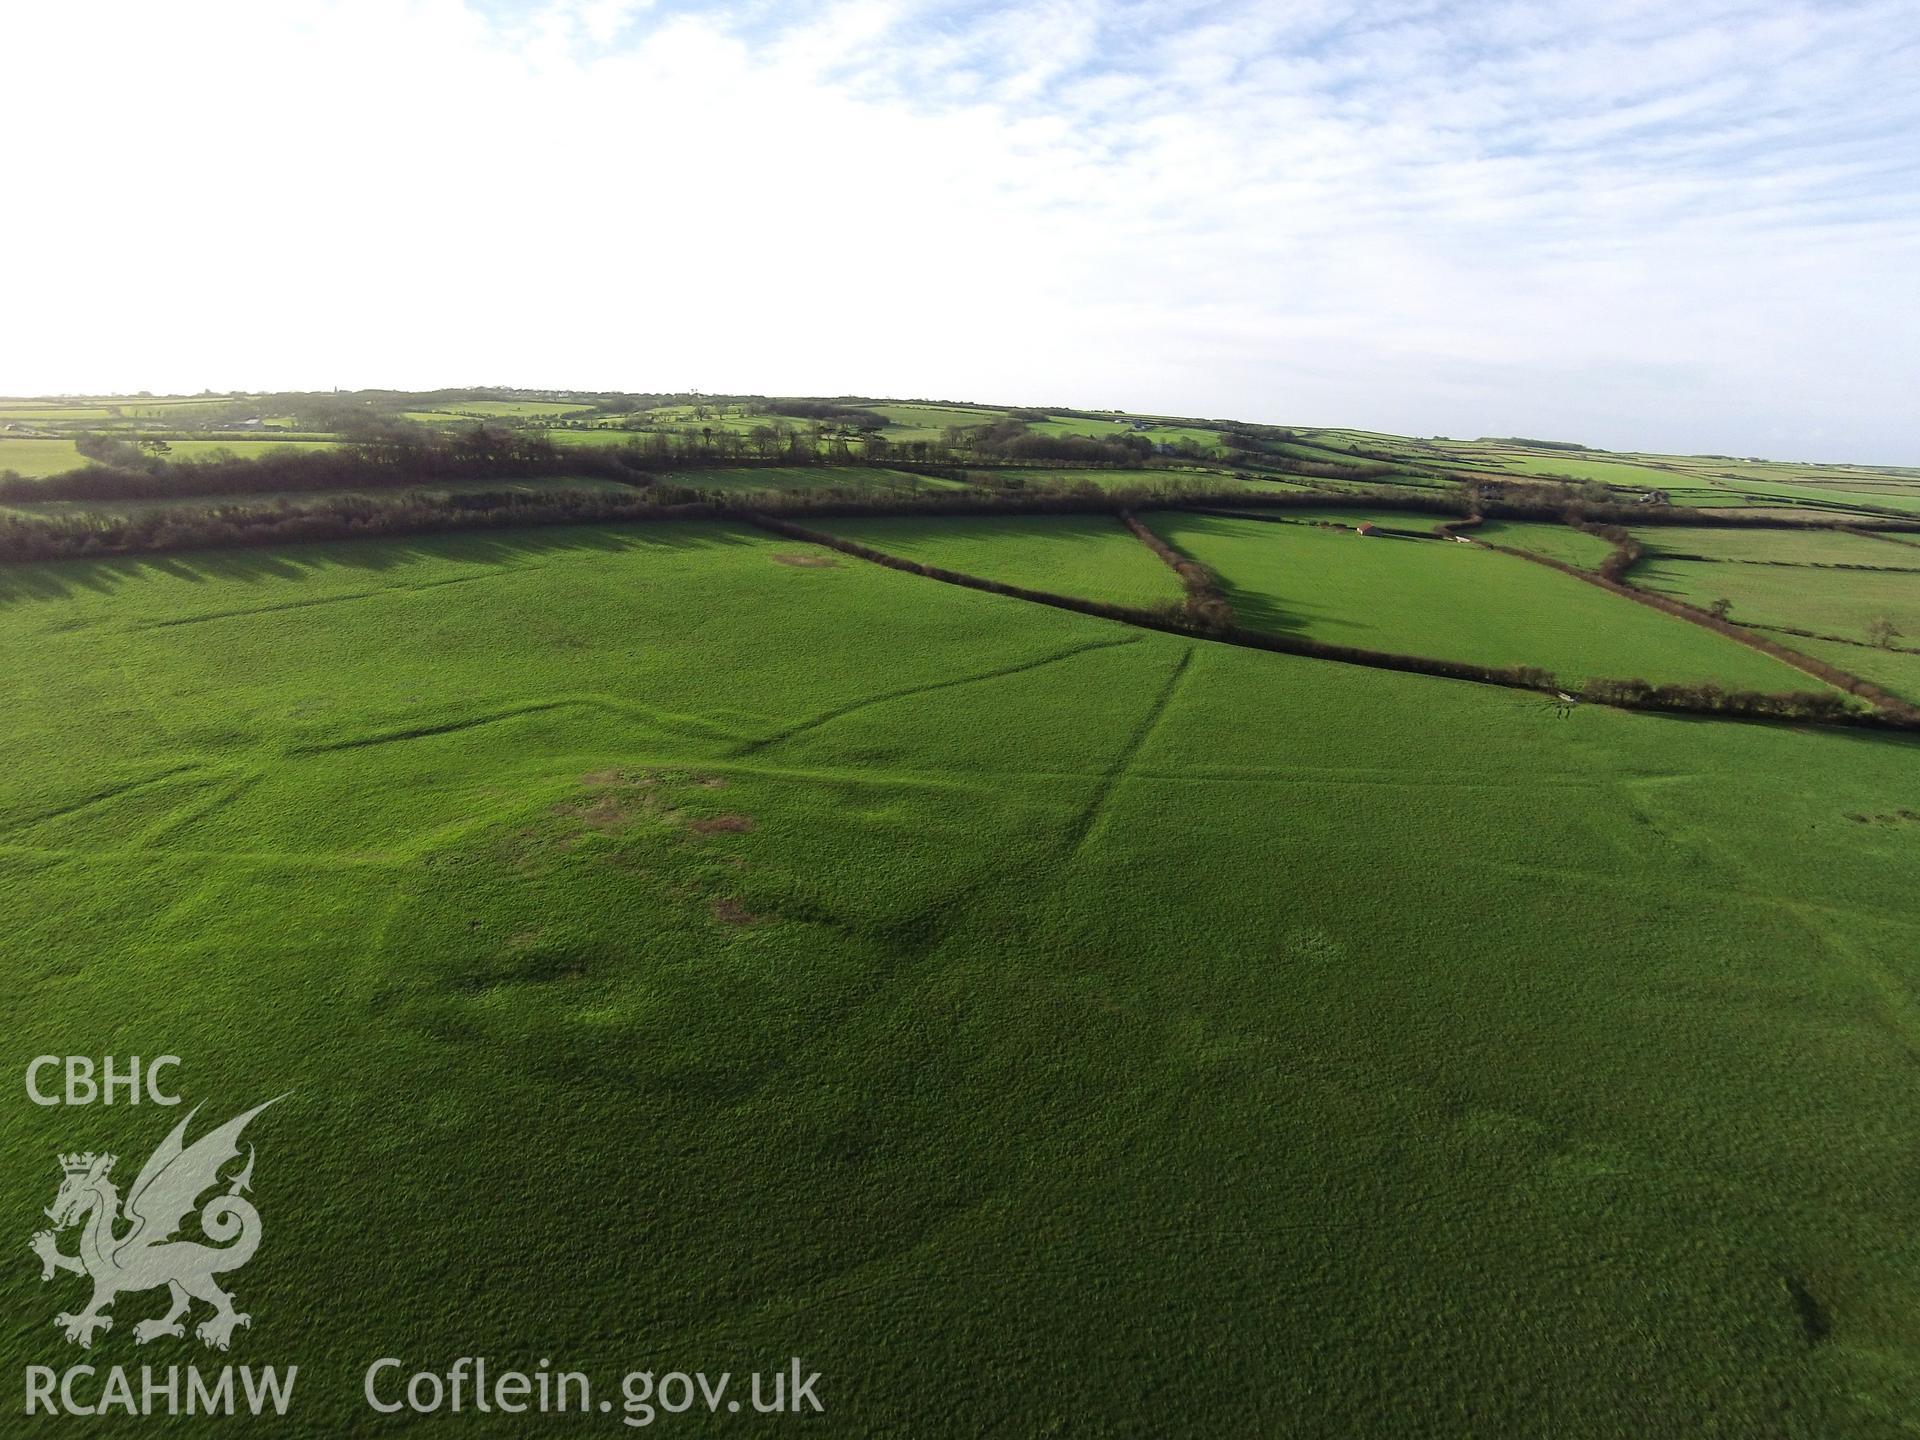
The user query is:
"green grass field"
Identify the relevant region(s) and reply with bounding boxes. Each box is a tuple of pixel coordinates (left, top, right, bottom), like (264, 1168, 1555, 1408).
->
(4, 519, 1920, 1434)
(538, 449, 973, 491)
(549, 427, 657, 447)
(816, 514, 1185, 609)
(1293, 427, 1417, 453)
(1024, 416, 1224, 449)
(0, 438, 86, 476)
(5, 391, 1920, 1433)
(1311, 437, 1920, 521)
(1684, 477, 1920, 517)
(1, 400, 265, 428)
(1636, 556, 1920, 648)
(441, 400, 600, 418)
(1438, 445, 1692, 489)
(1263, 438, 1401, 468)
(1473, 519, 1619, 569)
(864, 403, 1008, 440)
(1784, 634, 1920, 704)
(1149, 512, 1813, 689)
(641, 404, 825, 435)
(0, 406, 124, 422)
(0, 437, 346, 478)
(1633, 526, 1920, 567)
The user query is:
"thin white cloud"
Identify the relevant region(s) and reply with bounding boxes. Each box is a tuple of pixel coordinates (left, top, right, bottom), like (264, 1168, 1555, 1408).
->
(0, 0, 1913, 460)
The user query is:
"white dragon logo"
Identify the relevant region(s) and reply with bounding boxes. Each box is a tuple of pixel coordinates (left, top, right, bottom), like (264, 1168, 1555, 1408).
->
(28, 1099, 281, 1350)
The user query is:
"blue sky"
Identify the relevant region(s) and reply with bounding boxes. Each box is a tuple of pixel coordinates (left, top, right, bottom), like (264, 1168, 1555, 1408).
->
(3, 0, 1916, 461)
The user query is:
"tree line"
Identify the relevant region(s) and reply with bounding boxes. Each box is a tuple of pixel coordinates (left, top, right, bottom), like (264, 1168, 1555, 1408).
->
(10, 463, 1915, 563)
(2, 423, 871, 505)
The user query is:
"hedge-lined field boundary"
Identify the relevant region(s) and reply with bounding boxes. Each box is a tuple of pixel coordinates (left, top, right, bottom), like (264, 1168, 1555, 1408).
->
(8, 462, 1920, 565)
(1118, 511, 1235, 631)
(744, 516, 1907, 732)
(1477, 527, 1920, 725)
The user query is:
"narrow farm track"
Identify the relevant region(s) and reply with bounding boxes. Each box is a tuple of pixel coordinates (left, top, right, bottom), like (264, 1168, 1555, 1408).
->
(129, 770, 264, 848)
(129, 568, 519, 630)
(0, 761, 209, 836)
(0, 843, 410, 867)
(1813, 921, 1920, 1070)
(731, 634, 1144, 757)
(139, 584, 442, 629)
(288, 693, 745, 754)
(1058, 647, 1193, 863)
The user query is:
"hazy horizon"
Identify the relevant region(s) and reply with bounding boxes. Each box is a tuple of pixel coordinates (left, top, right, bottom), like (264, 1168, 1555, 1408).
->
(4, 0, 1916, 465)
(6, 382, 1916, 471)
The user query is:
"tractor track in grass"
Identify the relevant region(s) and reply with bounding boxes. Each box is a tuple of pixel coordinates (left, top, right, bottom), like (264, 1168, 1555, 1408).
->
(1811, 921, 1920, 1071)
(0, 843, 410, 867)
(0, 762, 210, 836)
(134, 571, 506, 629)
(290, 700, 591, 753)
(1058, 647, 1193, 863)
(289, 694, 744, 754)
(731, 635, 1144, 757)
(130, 769, 264, 848)
(1486, 859, 1920, 927)
(730, 653, 1194, 967)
